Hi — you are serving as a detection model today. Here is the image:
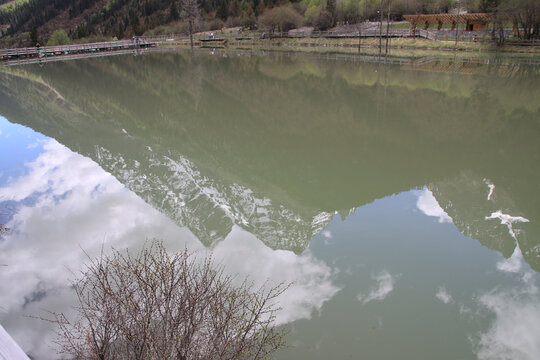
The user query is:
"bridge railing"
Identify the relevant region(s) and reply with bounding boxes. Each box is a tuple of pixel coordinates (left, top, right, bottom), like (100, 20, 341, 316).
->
(0, 47, 39, 57)
(1, 39, 159, 60)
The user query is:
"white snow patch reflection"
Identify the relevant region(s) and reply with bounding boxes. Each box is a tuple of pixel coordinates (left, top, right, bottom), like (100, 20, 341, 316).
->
(357, 270, 398, 304)
(484, 179, 495, 201)
(416, 189, 452, 223)
(485, 211, 529, 240)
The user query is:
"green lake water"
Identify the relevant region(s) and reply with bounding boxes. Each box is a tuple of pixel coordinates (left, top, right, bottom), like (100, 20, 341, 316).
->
(0, 50, 539, 359)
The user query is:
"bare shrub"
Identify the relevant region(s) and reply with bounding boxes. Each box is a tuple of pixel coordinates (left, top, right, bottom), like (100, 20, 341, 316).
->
(0, 224, 8, 238)
(208, 18, 224, 31)
(240, 13, 257, 30)
(49, 241, 288, 360)
(258, 6, 303, 33)
(313, 11, 334, 31)
(226, 16, 242, 28)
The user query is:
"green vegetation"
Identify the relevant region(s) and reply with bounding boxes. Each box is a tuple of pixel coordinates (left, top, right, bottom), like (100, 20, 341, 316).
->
(46, 29, 71, 46)
(167, 35, 539, 58)
(0, 0, 30, 14)
(29, 24, 37, 45)
(259, 5, 303, 32)
(0, 0, 537, 48)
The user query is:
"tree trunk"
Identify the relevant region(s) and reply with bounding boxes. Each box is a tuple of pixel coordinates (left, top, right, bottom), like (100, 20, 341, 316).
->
(356, 23, 362, 53)
(379, 9, 383, 55)
(189, 19, 194, 50)
(385, 4, 391, 55)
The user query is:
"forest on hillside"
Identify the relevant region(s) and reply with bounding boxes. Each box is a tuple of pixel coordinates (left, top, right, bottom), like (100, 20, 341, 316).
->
(0, 0, 537, 46)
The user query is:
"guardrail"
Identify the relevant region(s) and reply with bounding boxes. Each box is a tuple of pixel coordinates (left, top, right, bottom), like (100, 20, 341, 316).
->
(140, 29, 416, 42)
(3, 29, 537, 64)
(2, 48, 148, 66)
(1, 39, 160, 61)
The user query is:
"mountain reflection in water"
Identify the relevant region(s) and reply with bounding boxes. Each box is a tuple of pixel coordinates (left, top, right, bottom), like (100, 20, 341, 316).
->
(0, 51, 539, 359)
(0, 132, 340, 358)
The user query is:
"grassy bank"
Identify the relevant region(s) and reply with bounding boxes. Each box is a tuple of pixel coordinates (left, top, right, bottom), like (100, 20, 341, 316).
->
(163, 36, 540, 60)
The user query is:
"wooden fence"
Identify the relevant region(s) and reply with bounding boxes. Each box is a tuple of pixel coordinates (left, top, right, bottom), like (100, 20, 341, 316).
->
(0, 39, 159, 61)
(2, 28, 538, 65)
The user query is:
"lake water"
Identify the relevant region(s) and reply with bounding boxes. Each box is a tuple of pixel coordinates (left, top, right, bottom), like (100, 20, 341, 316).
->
(0, 50, 539, 359)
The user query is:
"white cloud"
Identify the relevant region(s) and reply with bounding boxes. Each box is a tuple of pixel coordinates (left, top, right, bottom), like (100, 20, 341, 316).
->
(0, 139, 198, 359)
(357, 270, 398, 304)
(1, 138, 341, 356)
(497, 245, 524, 273)
(436, 286, 454, 304)
(474, 278, 540, 360)
(322, 230, 333, 239)
(213, 226, 341, 325)
(416, 189, 452, 223)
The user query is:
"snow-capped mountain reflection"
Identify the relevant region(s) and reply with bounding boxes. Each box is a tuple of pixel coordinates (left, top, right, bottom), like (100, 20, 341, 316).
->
(93, 145, 332, 253)
(0, 137, 339, 359)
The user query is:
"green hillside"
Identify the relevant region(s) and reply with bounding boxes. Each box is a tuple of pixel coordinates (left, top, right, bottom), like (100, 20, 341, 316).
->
(2, 0, 536, 48)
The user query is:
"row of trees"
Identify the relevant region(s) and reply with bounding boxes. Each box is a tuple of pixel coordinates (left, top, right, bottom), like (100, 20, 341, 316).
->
(1, 0, 538, 45)
(223, 0, 538, 35)
(485, 0, 539, 40)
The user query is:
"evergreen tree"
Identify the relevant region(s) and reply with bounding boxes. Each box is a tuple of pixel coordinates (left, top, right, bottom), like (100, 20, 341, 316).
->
(326, 0, 336, 15)
(217, 0, 229, 20)
(169, 1, 180, 21)
(30, 25, 39, 46)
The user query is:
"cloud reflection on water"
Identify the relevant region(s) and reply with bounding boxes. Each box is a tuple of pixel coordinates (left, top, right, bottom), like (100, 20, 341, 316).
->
(357, 270, 399, 304)
(213, 226, 341, 325)
(0, 139, 195, 358)
(436, 286, 454, 304)
(497, 245, 524, 273)
(475, 273, 540, 360)
(415, 188, 453, 223)
(0, 137, 340, 358)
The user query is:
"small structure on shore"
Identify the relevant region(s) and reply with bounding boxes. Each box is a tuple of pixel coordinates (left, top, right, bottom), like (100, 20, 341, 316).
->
(0, 324, 29, 360)
(403, 13, 491, 32)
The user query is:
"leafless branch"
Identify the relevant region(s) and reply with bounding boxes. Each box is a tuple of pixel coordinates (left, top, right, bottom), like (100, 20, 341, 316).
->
(46, 240, 288, 359)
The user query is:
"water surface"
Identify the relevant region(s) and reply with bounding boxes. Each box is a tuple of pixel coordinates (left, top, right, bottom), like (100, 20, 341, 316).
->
(0, 51, 539, 359)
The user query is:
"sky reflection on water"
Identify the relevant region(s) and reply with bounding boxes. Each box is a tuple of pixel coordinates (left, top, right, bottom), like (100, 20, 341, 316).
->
(0, 118, 341, 358)
(1, 116, 538, 359)
(0, 52, 539, 360)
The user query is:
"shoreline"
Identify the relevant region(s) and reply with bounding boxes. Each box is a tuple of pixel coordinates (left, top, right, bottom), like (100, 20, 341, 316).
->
(162, 35, 540, 60)
(2, 38, 539, 67)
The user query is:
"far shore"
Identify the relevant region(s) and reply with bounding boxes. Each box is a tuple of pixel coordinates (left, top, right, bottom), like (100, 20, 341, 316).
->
(161, 33, 540, 60)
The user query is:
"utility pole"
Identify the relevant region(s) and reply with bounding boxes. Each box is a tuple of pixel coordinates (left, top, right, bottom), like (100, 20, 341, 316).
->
(378, 7, 383, 55)
(357, 22, 362, 53)
(455, 0, 460, 47)
(385, 1, 391, 55)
